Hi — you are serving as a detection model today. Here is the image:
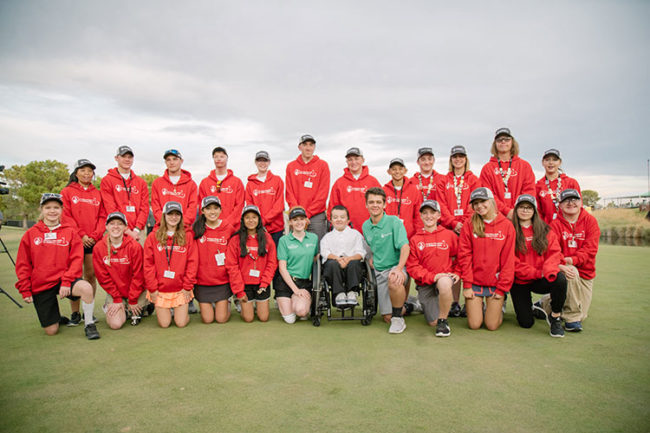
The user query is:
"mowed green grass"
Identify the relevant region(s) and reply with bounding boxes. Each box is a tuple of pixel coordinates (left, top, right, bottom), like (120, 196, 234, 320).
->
(0, 226, 648, 433)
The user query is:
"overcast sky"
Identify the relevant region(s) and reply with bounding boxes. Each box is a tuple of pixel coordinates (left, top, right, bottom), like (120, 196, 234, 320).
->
(1, 0, 648, 199)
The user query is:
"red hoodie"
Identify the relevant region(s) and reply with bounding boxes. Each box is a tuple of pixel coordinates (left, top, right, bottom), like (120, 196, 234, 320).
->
(285, 155, 330, 218)
(535, 174, 581, 224)
(409, 171, 446, 202)
(194, 221, 234, 288)
(198, 169, 244, 229)
(550, 209, 600, 280)
(61, 182, 106, 242)
(458, 213, 516, 296)
(383, 177, 422, 238)
(100, 168, 150, 231)
(15, 221, 83, 299)
(143, 231, 198, 293)
(92, 235, 144, 304)
(245, 171, 285, 234)
(479, 156, 535, 217)
(436, 171, 480, 231)
(151, 169, 198, 226)
(514, 226, 563, 284)
(406, 226, 459, 286)
(328, 166, 381, 233)
(226, 231, 278, 297)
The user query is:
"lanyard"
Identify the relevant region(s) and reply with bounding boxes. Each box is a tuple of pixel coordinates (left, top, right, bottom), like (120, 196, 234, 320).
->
(453, 174, 465, 209)
(120, 172, 132, 202)
(391, 183, 403, 216)
(545, 176, 562, 211)
(497, 160, 512, 192)
(164, 237, 175, 269)
(418, 173, 435, 200)
(247, 236, 259, 269)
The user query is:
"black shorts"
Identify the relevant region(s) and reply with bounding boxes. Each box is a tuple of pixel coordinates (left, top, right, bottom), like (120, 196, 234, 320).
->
(194, 284, 232, 303)
(32, 279, 83, 327)
(83, 244, 94, 255)
(274, 277, 311, 299)
(244, 284, 271, 301)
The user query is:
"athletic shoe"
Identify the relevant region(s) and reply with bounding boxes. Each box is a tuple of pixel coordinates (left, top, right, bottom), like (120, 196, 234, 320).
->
(565, 321, 583, 332)
(84, 323, 100, 340)
(144, 303, 155, 317)
(130, 315, 142, 326)
(188, 300, 198, 314)
(435, 318, 451, 337)
(502, 295, 507, 314)
(346, 292, 358, 305)
(335, 292, 347, 306)
(403, 302, 414, 316)
(532, 301, 547, 320)
(449, 302, 462, 318)
(549, 316, 564, 338)
(459, 304, 467, 318)
(407, 295, 423, 313)
(67, 312, 81, 327)
(58, 316, 70, 326)
(388, 317, 406, 334)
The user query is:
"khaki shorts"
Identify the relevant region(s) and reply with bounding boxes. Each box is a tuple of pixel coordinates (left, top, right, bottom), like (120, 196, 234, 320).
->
(104, 291, 148, 310)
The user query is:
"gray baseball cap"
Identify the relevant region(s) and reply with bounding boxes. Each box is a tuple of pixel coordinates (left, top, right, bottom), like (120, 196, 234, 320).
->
(242, 204, 261, 216)
(559, 189, 581, 202)
(420, 199, 441, 212)
(470, 187, 495, 203)
(40, 193, 63, 206)
(74, 159, 96, 171)
(345, 147, 363, 157)
(163, 201, 183, 215)
(255, 151, 270, 161)
(116, 145, 134, 156)
(300, 134, 316, 144)
(543, 148, 561, 159)
(417, 147, 434, 158)
(289, 207, 307, 219)
(495, 127, 512, 138)
(450, 145, 467, 156)
(201, 196, 221, 209)
(389, 158, 405, 168)
(515, 194, 537, 208)
(106, 211, 128, 225)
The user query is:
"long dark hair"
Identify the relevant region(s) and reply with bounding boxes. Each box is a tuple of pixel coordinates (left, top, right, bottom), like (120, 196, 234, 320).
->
(512, 203, 549, 255)
(235, 210, 267, 257)
(193, 214, 208, 239)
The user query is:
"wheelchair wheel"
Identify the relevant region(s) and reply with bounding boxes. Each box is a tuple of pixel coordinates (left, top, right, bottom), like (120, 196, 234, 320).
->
(312, 316, 321, 327)
(361, 317, 372, 326)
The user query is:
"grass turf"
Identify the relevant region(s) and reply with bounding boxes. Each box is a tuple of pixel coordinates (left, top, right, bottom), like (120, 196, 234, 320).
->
(0, 226, 648, 433)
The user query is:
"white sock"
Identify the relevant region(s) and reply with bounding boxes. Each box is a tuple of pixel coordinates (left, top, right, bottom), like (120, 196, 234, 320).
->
(282, 313, 296, 324)
(82, 300, 95, 325)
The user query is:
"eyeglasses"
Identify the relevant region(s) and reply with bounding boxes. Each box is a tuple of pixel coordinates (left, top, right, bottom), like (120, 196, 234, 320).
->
(562, 198, 580, 204)
(496, 137, 512, 143)
(518, 206, 534, 211)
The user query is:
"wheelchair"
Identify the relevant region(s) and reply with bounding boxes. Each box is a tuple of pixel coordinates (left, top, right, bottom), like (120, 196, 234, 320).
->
(310, 257, 378, 326)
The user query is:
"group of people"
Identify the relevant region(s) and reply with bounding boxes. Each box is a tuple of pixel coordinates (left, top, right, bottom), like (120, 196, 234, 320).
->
(14, 128, 600, 340)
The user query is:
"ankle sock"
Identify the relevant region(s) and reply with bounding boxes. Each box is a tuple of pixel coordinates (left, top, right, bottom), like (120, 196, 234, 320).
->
(392, 306, 403, 318)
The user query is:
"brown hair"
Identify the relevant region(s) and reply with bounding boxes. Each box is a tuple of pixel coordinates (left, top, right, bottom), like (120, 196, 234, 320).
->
(104, 219, 127, 267)
(512, 203, 549, 255)
(365, 186, 386, 203)
(288, 206, 310, 231)
(490, 137, 520, 158)
(156, 212, 186, 246)
(448, 154, 470, 173)
(470, 199, 498, 238)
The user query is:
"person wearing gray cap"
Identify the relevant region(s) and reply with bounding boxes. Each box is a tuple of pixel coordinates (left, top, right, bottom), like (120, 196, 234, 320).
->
(245, 150, 285, 247)
(61, 158, 104, 325)
(479, 128, 535, 220)
(409, 147, 445, 203)
(329, 147, 381, 234)
(383, 158, 421, 238)
(285, 134, 330, 241)
(151, 149, 199, 229)
(100, 145, 150, 243)
(535, 148, 582, 224)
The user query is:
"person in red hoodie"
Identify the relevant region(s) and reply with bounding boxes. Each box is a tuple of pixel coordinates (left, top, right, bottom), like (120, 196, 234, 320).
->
(458, 187, 515, 331)
(383, 158, 421, 239)
(535, 148, 581, 224)
(545, 189, 600, 332)
(226, 205, 278, 322)
(100, 145, 150, 243)
(92, 212, 147, 329)
(15, 193, 100, 340)
(406, 200, 460, 337)
(409, 147, 446, 205)
(285, 134, 330, 240)
(245, 151, 285, 246)
(151, 149, 198, 228)
(510, 194, 566, 338)
(328, 147, 381, 234)
(144, 201, 198, 328)
(61, 158, 105, 325)
(191, 196, 237, 324)
(479, 128, 535, 219)
(198, 146, 244, 230)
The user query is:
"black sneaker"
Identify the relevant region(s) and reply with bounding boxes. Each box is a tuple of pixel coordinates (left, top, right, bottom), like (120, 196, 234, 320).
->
(449, 302, 462, 317)
(435, 318, 451, 337)
(67, 312, 81, 327)
(130, 315, 142, 326)
(459, 304, 467, 318)
(549, 315, 565, 338)
(532, 301, 547, 320)
(59, 316, 70, 325)
(188, 300, 198, 314)
(84, 323, 100, 340)
(403, 302, 415, 316)
(145, 303, 155, 317)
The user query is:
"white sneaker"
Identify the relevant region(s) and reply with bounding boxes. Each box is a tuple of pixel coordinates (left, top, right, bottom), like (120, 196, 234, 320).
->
(335, 292, 347, 306)
(346, 292, 358, 305)
(388, 317, 406, 334)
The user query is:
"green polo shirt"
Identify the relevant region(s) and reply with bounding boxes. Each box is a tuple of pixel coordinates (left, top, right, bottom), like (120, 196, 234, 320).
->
(362, 214, 408, 272)
(277, 231, 319, 279)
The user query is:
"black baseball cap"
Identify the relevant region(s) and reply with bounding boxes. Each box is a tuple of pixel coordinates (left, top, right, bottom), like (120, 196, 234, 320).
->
(242, 204, 261, 217)
(289, 207, 307, 219)
(300, 134, 316, 144)
(559, 189, 581, 202)
(201, 196, 221, 209)
(164, 149, 182, 159)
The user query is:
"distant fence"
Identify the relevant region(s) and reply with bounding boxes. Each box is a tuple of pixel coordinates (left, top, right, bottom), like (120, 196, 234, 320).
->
(1, 220, 36, 228)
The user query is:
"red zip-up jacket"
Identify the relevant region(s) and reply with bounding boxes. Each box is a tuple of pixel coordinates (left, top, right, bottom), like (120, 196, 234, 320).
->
(550, 209, 600, 280)
(479, 156, 535, 217)
(406, 226, 459, 286)
(514, 226, 563, 284)
(151, 169, 198, 226)
(92, 235, 144, 304)
(100, 168, 150, 231)
(245, 171, 285, 234)
(226, 231, 278, 298)
(143, 231, 198, 293)
(535, 174, 581, 224)
(458, 213, 516, 296)
(436, 171, 480, 231)
(194, 222, 233, 288)
(285, 155, 330, 218)
(15, 221, 83, 299)
(61, 182, 106, 242)
(328, 166, 381, 233)
(198, 169, 245, 229)
(383, 177, 422, 238)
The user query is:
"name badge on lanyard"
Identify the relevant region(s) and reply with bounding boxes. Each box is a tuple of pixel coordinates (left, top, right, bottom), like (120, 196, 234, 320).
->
(126, 205, 136, 213)
(163, 270, 176, 279)
(215, 253, 225, 266)
(552, 213, 557, 220)
(44, 232, 57, 240)
(304, 180, 313, 188)
(454, 209, 464, 216)
(504, 192, 511, 199)
(568, 239, 577, 248)
(249, 269, 261, 278)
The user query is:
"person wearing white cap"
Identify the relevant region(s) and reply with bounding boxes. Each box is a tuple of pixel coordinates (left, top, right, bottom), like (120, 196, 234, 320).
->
(535, 148, 582, 224)
(479, 128, 535, 220)
(151, 149, 199, 228)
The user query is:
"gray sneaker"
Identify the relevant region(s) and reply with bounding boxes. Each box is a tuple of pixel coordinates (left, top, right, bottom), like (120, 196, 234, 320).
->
(388, 317, 406, 334)
(549, 316, 565, 338)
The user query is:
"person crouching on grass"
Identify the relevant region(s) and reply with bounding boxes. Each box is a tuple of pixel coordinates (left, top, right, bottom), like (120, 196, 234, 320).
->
(226, 205, 278, 322)
(406, 200, 459, 337)
(458, 187, 515, 331)
(93, 211, 148, 329)
(275, 207, 319, 323)
(510, 195, 566, 338)
(144, 201, 198, 328)
(15, 193, 100, 340)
